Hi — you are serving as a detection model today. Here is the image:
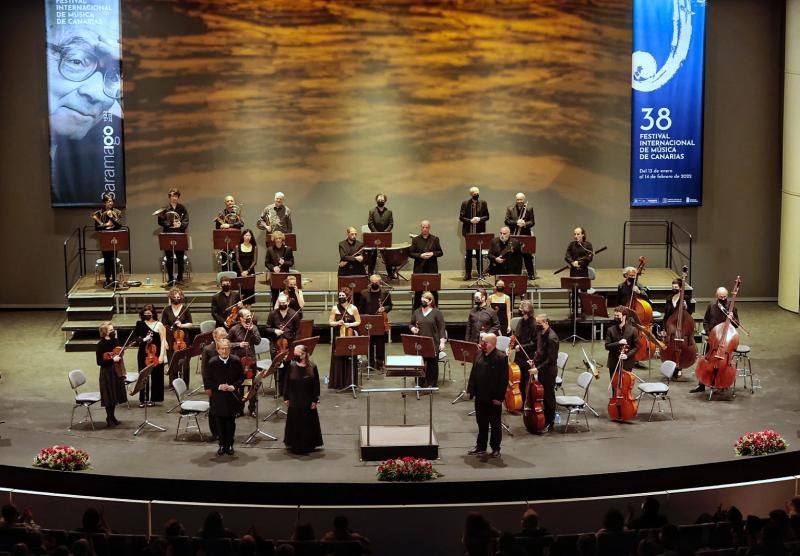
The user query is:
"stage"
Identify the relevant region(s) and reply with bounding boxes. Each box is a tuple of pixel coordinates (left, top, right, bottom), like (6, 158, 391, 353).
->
(2, 303, 798, 507)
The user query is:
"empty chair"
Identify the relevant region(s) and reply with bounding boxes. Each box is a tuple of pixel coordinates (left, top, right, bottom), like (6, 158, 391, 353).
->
(122, 371, 139, 409)
(495, 335, 511, 352)
(637, 360, 676, 421)
(172, 378, 210, 440)
(555, 351, 569, 393)
(199, 320, 216, 334)
(555, 371, 595, 432)
(438, 330, 451, 382)
(68, 369, 101, 430)
(216, 270, 237, 284)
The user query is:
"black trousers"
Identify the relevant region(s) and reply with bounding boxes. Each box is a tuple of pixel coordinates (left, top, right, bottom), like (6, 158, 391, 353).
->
(537, 368, 557, 426)
(419, 357, 439, 388)
(474, 401, 502, 451)
(522, 252, 535, 277)
(464, 250, 484, 276)
(101, 251, 117, 282)
(165, 250, 185, 281)
(215, 415, 236, 448)
(367, 335, 386, 370)
(412, 291, 439, 310)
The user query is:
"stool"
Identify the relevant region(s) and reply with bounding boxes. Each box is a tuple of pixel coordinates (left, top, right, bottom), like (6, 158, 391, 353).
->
(733, 345, 755, 393)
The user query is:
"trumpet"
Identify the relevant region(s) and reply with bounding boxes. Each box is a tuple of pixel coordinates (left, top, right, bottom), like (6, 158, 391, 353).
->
(213, 204, 243, 227)
(91, 208, 122, 228)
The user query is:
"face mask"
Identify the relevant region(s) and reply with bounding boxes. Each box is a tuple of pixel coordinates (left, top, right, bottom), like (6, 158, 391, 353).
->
(377, 201, 385, 207)
(521, 313, 530, 319)
(421, 299, 430, 307)
(171, 298, 181, 305)
(279, 304, 288, 310)
(627, 278, 635, 284)
(222, 284, 231, 292)
(109, 331, 116, 339)
(614, 317, 623, 324)
(293, 355, 303, 362)
(143, 314, 153, 321)
(338, 296, 347, 303)
(474, 298, 482, 306)
(496, 286, 504, 292)
(471, 194, 479, 200)
(535, 324, 544, 332)
(370, 283, 380, 291)
(479, 341, 488, 352)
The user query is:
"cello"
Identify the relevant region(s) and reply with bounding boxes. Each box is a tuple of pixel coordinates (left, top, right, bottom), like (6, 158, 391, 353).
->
(627, 257, 656, 363)
(695, 276, 741, 391)
(504, 336, 523, 413)
(511, 335, 545, 434)
(607, 344, 638, 421)
(660, 266, 697, 369)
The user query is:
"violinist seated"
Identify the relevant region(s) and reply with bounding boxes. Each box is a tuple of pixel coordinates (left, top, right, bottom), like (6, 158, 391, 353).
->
(487, 226, 522, 276)
(227, 308, 261, 416)
(525, 313, 559, 433)
(616, 266, 650, 308)
(604, 306, 639, 382)
(265, 294, 299, 397)
(211, 276, 242, 329)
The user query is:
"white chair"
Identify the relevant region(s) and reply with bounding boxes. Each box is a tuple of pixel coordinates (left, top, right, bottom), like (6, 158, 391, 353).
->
(509, 317, 521, 334)
(637, 360, 676, 421)
(123, 372, 139, 408)
(555, 371, 595, 433)
(254, 337, 274, 391)
(199, 320, 216, 334)
(555, 351, 569, 393)
(495, 335, 511, 353)
(172, 378, 209, 440)
(68, 370, 101, 430)
(216, 270, 237, 284)
(438, 331, 451, 382)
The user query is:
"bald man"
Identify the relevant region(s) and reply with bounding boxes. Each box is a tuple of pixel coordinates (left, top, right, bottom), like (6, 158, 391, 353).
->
(487, 226, 522, 275)
(467, 333, 508, 457)
(691, 287, 740, 393)
(338, 227, 366, 276)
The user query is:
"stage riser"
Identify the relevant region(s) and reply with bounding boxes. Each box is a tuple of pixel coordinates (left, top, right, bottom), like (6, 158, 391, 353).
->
(359, 445, 439, 461)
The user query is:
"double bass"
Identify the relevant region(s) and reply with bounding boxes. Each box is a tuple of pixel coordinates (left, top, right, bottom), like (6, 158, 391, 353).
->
(511, 335, 545, 434)
(695, 276, 742, 391)
(607, 344, 638, 421)
(504, 337, 523, 413)
(660, 266, 697, 369)
(627, 257, 656, 363)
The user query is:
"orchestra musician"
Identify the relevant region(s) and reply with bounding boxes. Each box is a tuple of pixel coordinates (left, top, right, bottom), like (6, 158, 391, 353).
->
(211, 275, 242, 329)
(617, 266, 649, 307)
(564, 226, 593, 314)
(528, 314, 559, 433)
(265, 293, 299, 397)
(513, 300, 537, 404)
(275, 274, 305, 318)
(467, 333, 506, 458)
(504, 192, 536, 279)
(366, 193, 395, 278)
(266, 230, 294, 305)
(487, 226, 522, 276)
(328, 287, 361, 390)
(283, 344, 323, 454)
(459, 186, 490, 280)
(157, 188, 189, 286)
(488, 280, 512, 335)
(202, 327, 229, 441)
(214, 195, 244, 229)
(690, 287, 740, 393)
(206, 339, 243, 456)
(662, 278, 687, 379)
(358, 274, 393, 371)
(465, 289, 500, 344)
(257, 192, 293, 233)
(338, 227, 366, 276)
(235, 228, 258, 302)
(409, 291, 446, 388)
(134, 304, 167, 407)
(604, 306, 639, 381)
(93, 193, 123, 287)
(227, 308, 261, 415)
(96, 321, 127, 427)
(409, 220, 444, 309)
(161, 287, 193, 386)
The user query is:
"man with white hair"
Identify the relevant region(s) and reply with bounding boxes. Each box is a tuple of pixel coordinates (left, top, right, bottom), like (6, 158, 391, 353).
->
(504, 192, 536, 279)
(467, 333, 507, 457)
(691, 287, 740, 393)
(459, 186, 490, 280)
(266, 293, 299, 396)
(258, 192, 293, 233)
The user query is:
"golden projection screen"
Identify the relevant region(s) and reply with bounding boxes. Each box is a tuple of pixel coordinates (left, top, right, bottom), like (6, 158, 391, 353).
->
(120, 0, 631, 271)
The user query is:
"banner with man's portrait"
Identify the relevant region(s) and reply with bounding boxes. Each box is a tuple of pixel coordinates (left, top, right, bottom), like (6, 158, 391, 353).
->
(44, 0, 125, 207)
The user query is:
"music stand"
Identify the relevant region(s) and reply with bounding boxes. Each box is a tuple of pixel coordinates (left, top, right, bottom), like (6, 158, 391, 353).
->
(400, 334, 436, 399)
(581, 348, 601, 417)
(498, 274, 528, 306)
(384, 354, 425, 424)
(363, 232, 393, 280)
(580, 292, 609, 367)
(230, 275, 256, 301)
(269, 272, 301, 290)
(448, 339, 481, 404)
(130, 365, 166, 436)
(561, 277, 591, 344)
(465, 233, 494, 287)
(248, 350, 289, 439)
(213, 229, 242, 272)
(337, 275, 369, 298)
(512, 235, 537, 279)
(266, 232, 297, 251)
(359, 314, 386, 379)
(335, 335, 369, 398)
(291, 335, 320, 355)
(165, 347, 192, 413)
(298, 320, 314, 340)
(158, 233, 188, 286)
(97, 229, 129, 289)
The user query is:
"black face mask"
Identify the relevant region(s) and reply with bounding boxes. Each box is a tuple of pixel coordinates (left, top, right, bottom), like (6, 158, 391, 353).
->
(535, 324, 544, 332)
(222, 285, 231, 292)
(293, 356, 303, 362)
(338, 296, 347, 304)
(171, 298, 181, 305)
(614, 317, 623, 324)
(471, 194, 479, 201)
(109, 331, 117, 339)
(143, 314, 153, 321)
(421, 299, 430, 307)
(521, 313, 530, 319)
(496, 286, 504, 293)
(627, 278, 635, 285)
(370, 284, 380, 291)
(279, 304, 288, 310)
(377, 201, 385, 207)
(474, 299, 482, 307)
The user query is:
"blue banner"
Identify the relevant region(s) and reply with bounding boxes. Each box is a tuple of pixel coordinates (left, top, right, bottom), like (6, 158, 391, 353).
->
(45, 0, 125, 207)
(631, 0, 706, 207)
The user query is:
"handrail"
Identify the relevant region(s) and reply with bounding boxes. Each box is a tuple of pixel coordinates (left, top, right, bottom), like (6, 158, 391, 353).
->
(62, 227, 83, 297)
(669, 222, 693, 282)
(622, 220, 693, 284)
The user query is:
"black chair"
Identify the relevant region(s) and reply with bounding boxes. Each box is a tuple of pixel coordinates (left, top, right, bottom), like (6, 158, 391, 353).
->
(320, 540, 364, 556)
(551, 534, 582, 556)
(165, 535, 192, 556)
(40, 528, 68, 547)
(277, 541, 323, 556)
(678, 523, 715, 552)
(515, 534, 554, 556)
(711, 522, 734, 549)
(596, 530, 638, 556)
(90, 532, 112, 556)
(191, 536, 233, 556)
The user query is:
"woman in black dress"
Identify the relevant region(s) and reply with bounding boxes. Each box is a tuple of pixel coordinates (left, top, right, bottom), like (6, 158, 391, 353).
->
(161, 287, 193, 387)
(133, 304, 168, 406)
(283, 344, 323, 454)
(235, 228, 258, 302)
(327, 287, 361, 390)
(96, 321, 127, 427)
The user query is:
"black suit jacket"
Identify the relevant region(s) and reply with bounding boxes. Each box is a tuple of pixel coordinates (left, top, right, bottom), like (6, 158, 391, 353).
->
(605, 323, 639, 371)
(459, 198, 489, 236)
(468, 348, 508, 404)
(409, 234, 443, 274)
(211, 291, 241, 328)
(504, 204, 535, 235)
(207, 355, 244, 417)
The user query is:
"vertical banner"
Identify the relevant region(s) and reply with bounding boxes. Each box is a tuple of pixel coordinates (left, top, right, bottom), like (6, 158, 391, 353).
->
(45, 0, 125, 207)
(631, 0, 706, 207)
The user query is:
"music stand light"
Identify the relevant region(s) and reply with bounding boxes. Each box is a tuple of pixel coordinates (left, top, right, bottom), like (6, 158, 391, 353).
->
(334, 335, 370, 398)
(561, 277, 591, 345)
(448, 339, 481, 404)
(158, 233, 189, 287)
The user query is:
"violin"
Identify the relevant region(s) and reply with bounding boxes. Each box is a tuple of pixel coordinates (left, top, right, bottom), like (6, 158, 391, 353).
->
(103, 346, 128, 378)
(225, 305, 241, 328)
(660, 266, 697, 369)
(607, 344, 638, 422)
(504, 336, 523, 413)
(145, 342, 159, 367)
(695, 276, 742, 391)
(628, 257, 656, 363)
(173, 329, 187, 352)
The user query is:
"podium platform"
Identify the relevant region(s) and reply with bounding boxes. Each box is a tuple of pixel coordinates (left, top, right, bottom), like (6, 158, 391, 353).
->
(359, 425, 439, 461)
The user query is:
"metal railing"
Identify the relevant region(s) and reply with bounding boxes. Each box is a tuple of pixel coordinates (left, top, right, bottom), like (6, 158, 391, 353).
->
(622, 220, 693, 282)
(63, 227, 84, 296)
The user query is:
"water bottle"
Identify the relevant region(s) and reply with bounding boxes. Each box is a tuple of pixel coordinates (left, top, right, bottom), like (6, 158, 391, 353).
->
(554, 413, 561, 425)
(323, 375, 329, 385)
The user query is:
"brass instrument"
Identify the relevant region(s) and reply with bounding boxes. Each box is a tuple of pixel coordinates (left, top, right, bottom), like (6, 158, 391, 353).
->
(513, 201, 528, 235)
(213, 205, 243, 227)
(257, 206, 274, 231)
(91, 208, 122, 228)
(470, 198, 477, 234)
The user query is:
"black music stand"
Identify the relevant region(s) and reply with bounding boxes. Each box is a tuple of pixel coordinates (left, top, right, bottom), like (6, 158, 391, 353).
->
(97, 229, 129, 289)
(130, 365, 166, 436)
(561, 277, 591, 345)
(230, 275, 256, 303)
(400, 334, 436, 399)
(247, 351, 289, 439)
(298, 320, 314, 341)
(165, 348, 192, 413)
(291, 335, 320, 355)
(269, 272, 301, 290)
(266, 232, 297, 251)
(383, 354, 426, 424)
(580, 292, 609, 368)
(581, 348, 601, 417)
(359, 314, 387, 379)
(448, 339, 481, 404)
(213, 229, 242, 272)
(465, 233, 494, 287)
(158, 233, 188, 286)
(411, 273, 441, 308)
(498, 274, 528, 306)
(363, 232, 393, 279)
(511, 235, 537, 279)
(335, 335, 369, 398)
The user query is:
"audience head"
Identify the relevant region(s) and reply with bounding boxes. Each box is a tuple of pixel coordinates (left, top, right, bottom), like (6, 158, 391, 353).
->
(636, 538, 660, 556)
(641, 496, 660, 516)
(11, 543, 30, 556)
(164, 518, 185, 537)
(276, 544, 295, 556)
(70, 538, 92, 556)
(659, 524, 679, 550)
(81, 507, 102, 532)
(201, 510, 225, 538)
(293, 522, 315, 541)
(333, 515, 349, 532)
(464, 512, 492, 537)
(521, 508, 539, 530)
(788, 496, 800, 517)
(576, 533, 597, 556)
(1, 504, 19, 526)
(602, 508, 625, 533)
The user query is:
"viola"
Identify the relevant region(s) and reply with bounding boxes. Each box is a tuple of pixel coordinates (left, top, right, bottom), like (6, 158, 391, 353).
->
(628, 256, 656, 363)
(607, 344, 638, 422)
(242, 350, 254, 380)
(695, 276, 741, 390)
(504, 337, 523, 412)
(660, 265, 697, 369)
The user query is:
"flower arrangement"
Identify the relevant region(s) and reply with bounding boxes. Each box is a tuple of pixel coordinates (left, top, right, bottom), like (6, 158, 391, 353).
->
(377, 456, 438, 481)
(734, 430, 788, 457)
(33, 445, 90, 471)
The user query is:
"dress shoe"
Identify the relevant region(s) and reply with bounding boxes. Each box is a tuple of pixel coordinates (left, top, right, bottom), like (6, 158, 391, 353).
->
(634, 362, 648, 370)
(112, 417, 121, 426)
(106, 418, 116, 428)
(138, 402, 146, 408)
(490, 449, 501, 458)
(689, 384, 706, 393)
(542, 423, 553, 433)
(217, 446, 226, 456)
(226, 445, 235, 456)
(467, 447, 487, 456)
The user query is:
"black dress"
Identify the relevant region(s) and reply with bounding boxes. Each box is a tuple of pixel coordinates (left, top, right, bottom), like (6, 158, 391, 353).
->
(235, 244, 257, 302)
(161, 304, 193, 385)
(96, 337, 127, 408)
(134, 320, 165, 403)
(328, 305, 358, 389)
(283, 362, 323, 453)
(489, 296, 510, 334)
